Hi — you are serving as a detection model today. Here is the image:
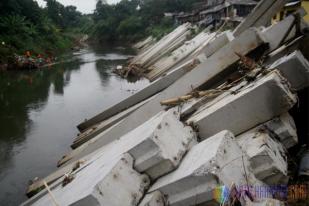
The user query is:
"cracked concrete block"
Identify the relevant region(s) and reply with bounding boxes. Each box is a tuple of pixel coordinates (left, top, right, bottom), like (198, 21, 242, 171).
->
(237, 129, 288, 185)
(187, 71, 297, 140)
(269, 50, 309, 91)
(148, 130, 261, 206)
(139, 191, 166, 206)
(263, 113, 298, 148)
(127, 109, 197, 179)
(25, 154, 150, 206)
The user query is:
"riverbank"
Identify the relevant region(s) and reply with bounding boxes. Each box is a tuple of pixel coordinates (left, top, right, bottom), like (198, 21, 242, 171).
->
(0, 33, 89, 72)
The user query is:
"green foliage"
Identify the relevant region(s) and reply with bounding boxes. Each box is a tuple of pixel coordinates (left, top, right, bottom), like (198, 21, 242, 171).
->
(90, 0, 200, 43)
(0, 0, 90, 63)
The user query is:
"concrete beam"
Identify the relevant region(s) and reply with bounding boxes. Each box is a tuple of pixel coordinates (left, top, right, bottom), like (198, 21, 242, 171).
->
(186, 71, 297, 139)
(148, 130, 261, 206)
(263, 113, 298, 148)
(237, 129, 288, 185)
(268, 50, 309, 91)
(23, 154, 150, 206)
(72, 94, 156, 149)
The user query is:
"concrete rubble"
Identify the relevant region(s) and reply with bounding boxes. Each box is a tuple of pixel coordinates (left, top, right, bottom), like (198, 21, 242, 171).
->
(146, 130, 262, 206)
(69, 28, 264, 163)
(237, 128, 288, 185)
(24, 2, 309, 205)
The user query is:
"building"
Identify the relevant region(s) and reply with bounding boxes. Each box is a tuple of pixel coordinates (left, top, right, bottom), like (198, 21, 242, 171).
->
(175, 0, 258, 28)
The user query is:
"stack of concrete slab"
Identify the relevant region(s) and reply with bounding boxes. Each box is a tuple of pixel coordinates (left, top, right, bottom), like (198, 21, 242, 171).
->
(129, 23, 192, 71)
(146, 31, 214, 81)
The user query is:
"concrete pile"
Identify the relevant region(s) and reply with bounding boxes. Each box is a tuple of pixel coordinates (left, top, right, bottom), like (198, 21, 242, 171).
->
(145, 31, 214, 81)
(118, 23, 192, 77)
(24, 1, 309, 205)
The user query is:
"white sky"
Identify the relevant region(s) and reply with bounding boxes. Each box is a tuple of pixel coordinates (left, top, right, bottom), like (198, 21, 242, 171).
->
(35, 0, 121, 14)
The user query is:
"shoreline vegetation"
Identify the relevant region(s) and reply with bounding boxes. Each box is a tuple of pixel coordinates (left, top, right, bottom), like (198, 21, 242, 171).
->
(0, 0, 92, 70)
(0, 0, 203, 71)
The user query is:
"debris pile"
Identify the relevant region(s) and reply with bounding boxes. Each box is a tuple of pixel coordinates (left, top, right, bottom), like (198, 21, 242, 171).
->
(23, 0, 309, 205)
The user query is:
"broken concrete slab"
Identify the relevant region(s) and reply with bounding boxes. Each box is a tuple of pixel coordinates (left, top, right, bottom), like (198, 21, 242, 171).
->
(28, 109, 196, 196)
(234, 0, 285, 36)
(127, 109, 197, 179)
(23, 154, 150, 206)
(263, 113, 298, 148)
(237, 129, 288, 185)
(187, 71, 297, 140)
(148, 130, 261, 206)
(268, 50, 309, 91)
(139, 191, 166, 206)
(72, 28, 265, 164)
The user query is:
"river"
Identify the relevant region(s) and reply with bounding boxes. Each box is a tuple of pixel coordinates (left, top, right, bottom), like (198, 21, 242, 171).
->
(0, 46, 149, 205)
